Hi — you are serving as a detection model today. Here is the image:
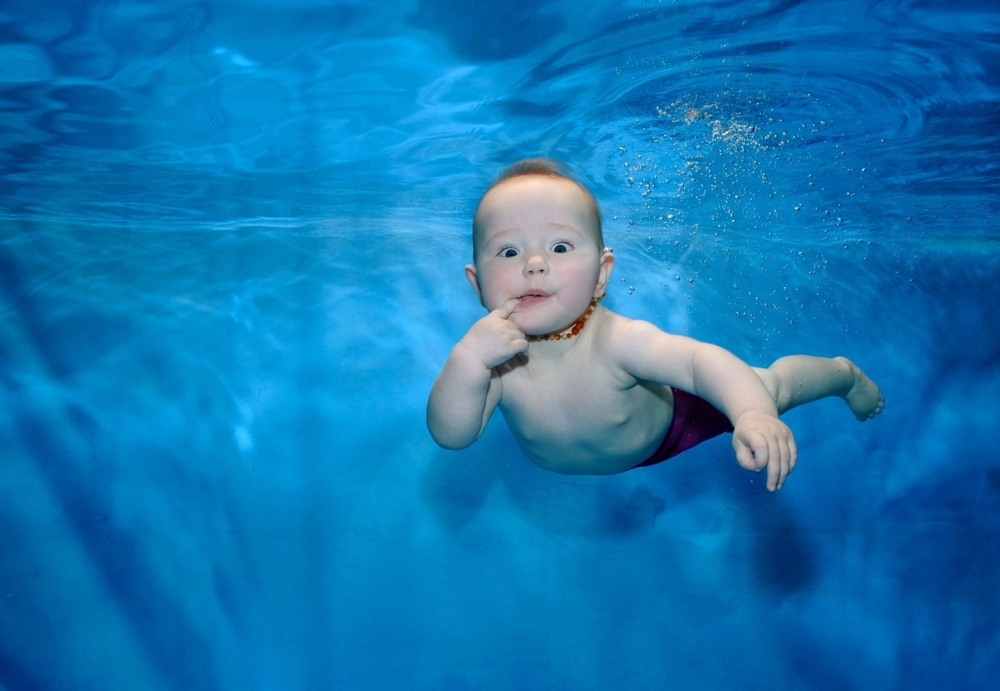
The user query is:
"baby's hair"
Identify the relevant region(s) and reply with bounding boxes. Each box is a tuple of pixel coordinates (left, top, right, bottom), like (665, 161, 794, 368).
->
(494, 157, 576, 183)
(472, 158, 604, 257)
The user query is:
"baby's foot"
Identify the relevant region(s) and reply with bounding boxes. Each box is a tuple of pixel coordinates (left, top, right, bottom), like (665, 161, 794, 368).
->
(836, 356, 885, 421)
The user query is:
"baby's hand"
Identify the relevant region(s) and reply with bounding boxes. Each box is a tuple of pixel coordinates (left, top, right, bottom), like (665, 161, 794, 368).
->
(457, 297, 528, 369)
(732, 410, 798, 491)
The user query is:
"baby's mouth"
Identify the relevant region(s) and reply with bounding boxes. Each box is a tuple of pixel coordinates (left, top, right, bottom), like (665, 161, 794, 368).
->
(516, 292, 549, 308)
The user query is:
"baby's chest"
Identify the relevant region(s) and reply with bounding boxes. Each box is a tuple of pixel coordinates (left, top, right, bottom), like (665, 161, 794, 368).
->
(500, 365, 633, 428)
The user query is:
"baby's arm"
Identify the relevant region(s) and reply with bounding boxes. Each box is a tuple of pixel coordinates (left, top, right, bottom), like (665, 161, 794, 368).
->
(613, 320, 797, 491)
(427, 298, 526, 449)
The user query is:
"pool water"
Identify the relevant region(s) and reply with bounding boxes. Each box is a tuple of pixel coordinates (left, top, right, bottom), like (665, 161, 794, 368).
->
(1, 0, 998, 689)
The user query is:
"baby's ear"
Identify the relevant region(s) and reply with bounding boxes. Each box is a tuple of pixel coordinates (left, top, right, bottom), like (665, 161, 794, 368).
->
(594, 250, 615, 299)
(465, 264, 485, 307)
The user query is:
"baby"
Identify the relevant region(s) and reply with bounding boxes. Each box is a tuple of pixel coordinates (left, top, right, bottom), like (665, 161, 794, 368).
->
(427, 159, 884, 491)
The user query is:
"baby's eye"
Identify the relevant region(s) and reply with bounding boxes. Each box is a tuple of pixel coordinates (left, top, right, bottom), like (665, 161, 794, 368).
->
(498, 247, 519, 258)
(551, 242, 571, 253)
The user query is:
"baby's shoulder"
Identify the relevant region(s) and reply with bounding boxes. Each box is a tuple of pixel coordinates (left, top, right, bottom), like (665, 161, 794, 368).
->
(591, 309, 691, 366)
(592, 308, 668, 345)
(589, 309, 659, 363)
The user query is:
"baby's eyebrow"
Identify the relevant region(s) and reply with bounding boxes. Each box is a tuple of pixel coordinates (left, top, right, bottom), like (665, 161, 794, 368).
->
(483, 222, 584, 247)
(481, 229, 521, 248)
(489, 227, 520, 238)
(544, 222, 584, 235)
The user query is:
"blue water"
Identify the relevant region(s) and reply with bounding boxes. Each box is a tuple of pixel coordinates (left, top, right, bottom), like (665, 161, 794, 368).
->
(1, 0, 998, 689)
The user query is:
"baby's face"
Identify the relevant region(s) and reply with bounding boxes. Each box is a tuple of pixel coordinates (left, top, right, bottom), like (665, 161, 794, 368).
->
(467, 175, 612, 335)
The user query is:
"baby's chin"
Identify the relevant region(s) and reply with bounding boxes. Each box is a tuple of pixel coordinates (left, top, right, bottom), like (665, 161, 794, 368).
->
(513, 315, 574, 338)
(506, 313, 543, 335)
(506, 314, 531, 332)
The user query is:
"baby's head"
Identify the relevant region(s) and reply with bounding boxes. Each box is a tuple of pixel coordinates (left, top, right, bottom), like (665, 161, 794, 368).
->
(466, 158, 614, 333)
(472, 158, 604, 260)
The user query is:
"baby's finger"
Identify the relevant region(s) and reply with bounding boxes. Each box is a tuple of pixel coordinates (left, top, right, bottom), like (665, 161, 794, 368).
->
(773, 440, 791, 491)
(765, 441, 784, 492)
(782, 437, 795, 489)
(733, 437, 757, 472)
(752, 433, 772, 473)
(735, 432, 769, 474)
(494, 297, 522, 319)
(511, 336, 529, 355)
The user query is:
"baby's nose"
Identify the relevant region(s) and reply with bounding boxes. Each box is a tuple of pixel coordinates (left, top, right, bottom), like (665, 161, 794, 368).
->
(524, 254, 547, 274)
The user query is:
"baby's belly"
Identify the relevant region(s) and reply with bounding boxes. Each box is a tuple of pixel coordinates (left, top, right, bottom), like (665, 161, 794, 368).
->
(502, 386, 675, 475)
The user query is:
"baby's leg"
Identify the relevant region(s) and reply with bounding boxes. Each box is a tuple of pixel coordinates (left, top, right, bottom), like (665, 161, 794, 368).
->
(753, 356, 884, 420)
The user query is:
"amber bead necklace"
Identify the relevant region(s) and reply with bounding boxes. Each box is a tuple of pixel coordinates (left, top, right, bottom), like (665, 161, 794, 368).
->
(526, 298, 600, 342)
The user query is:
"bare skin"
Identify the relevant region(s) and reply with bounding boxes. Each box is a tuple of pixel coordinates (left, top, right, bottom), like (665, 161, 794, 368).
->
(427, 173, 884, 491)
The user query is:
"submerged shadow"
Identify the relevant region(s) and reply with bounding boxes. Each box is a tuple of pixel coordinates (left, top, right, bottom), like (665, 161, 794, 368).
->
(500, 463, 666, 537)
(421, 432, 666, 537)
(722, 464, 820, 597)
(748, 514, 819, 596)
(421, 444, 505, 531)
(422, 427, 821, 587)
